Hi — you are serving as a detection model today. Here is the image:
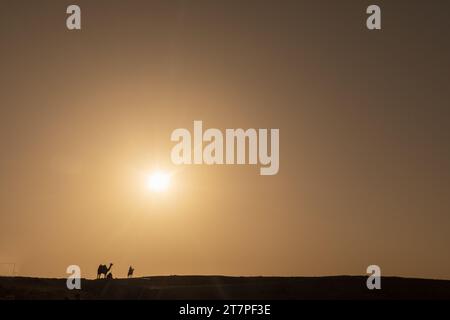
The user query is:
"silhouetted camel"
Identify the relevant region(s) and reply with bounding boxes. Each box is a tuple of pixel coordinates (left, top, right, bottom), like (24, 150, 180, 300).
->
(128, 266, 134, 278)
(97, 263, 113, 279)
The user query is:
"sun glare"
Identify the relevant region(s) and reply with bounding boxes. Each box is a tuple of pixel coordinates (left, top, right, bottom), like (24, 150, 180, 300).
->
(147, 171, 171, 192)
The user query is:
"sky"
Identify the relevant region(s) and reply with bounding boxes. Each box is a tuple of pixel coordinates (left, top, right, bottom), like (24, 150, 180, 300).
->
(0, 0, 449, 279)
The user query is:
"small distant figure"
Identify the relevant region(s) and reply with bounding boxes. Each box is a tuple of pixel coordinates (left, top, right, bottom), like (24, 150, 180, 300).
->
(128, 266, 134, 278)
(106, 272, 113, 280)
(97, 263, 113, 279)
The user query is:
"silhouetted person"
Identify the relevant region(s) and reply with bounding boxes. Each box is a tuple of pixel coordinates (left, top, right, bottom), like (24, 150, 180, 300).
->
(128, 266, 134, 278)
(106, 272, 113, 280)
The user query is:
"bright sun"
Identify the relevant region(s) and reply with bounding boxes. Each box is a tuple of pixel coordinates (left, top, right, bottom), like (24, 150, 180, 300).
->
(147, 171, 171, 192)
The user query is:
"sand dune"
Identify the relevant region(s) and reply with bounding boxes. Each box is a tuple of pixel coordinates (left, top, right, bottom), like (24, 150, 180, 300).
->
(1, 275, 450, 300)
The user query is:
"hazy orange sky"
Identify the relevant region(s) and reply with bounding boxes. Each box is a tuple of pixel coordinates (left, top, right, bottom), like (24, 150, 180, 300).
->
(1, 0, 449, 279)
